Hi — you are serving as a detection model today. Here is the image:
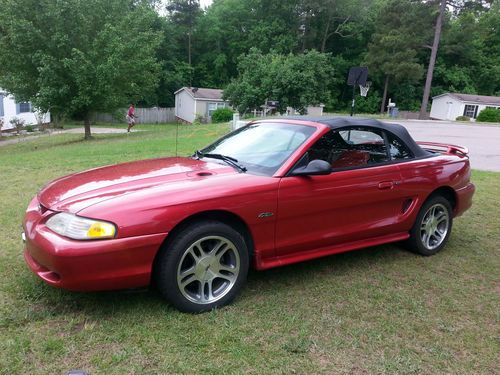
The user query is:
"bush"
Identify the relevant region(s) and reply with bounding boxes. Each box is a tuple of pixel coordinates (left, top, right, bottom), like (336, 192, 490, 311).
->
(193, 114, 206, 125)
(476, 107, 500, 123)
(25, 125, 35, 132)
(10, 117, 25, 134)
(455, 115, 470, 122)
(211, 108, 234, 123)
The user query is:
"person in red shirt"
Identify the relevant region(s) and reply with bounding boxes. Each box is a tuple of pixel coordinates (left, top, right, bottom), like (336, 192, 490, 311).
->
(126, 104, 136, 132)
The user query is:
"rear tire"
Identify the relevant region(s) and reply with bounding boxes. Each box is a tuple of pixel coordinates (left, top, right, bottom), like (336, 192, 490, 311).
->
(406, 195, 453, 256)
(154, 221, 249, 313)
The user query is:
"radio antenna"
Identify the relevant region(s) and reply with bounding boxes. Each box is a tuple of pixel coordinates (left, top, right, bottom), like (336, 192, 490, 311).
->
(174, 121, 179, 156)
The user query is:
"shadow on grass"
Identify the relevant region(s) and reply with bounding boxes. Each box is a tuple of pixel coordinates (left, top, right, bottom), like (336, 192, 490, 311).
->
(6, 242, 414, 325)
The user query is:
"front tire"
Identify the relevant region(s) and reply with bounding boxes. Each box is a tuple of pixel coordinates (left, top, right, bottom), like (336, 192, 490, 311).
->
(155, 221, 249, 313)
(406, 195, 453, 256)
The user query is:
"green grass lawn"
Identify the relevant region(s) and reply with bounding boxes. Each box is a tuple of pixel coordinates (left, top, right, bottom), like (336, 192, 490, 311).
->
(0, 124, 498, 374)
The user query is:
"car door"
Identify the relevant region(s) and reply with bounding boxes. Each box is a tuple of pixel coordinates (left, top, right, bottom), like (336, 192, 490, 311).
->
(275, 127, 409, 257)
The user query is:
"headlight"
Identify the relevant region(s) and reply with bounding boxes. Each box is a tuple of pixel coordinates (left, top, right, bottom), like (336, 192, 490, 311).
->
(46, 212, 116, 240)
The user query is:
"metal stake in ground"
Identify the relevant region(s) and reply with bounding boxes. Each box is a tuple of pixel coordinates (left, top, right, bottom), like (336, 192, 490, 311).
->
(347, 67, 368, 116)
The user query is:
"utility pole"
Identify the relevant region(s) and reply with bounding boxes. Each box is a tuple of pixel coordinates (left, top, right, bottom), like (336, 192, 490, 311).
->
(419, 0, 446, 119)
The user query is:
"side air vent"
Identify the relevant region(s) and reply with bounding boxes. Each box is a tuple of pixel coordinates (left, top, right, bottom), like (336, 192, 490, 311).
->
(402, 198, 413, 214)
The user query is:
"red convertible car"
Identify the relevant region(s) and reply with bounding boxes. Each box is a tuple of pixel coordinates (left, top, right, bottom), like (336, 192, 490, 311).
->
(23, 117, 475, 312)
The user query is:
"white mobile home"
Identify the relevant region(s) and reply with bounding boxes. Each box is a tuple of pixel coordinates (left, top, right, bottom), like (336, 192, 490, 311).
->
(0, 89, 50, 130)
(174, 87, 229, 123)
(430, 93, 500, 121)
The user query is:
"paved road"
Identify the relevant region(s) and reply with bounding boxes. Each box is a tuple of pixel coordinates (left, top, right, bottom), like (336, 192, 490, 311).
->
(386, 120, 500, 172)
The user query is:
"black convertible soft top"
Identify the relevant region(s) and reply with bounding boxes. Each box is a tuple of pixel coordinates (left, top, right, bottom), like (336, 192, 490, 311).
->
(278, 116, 430, 158)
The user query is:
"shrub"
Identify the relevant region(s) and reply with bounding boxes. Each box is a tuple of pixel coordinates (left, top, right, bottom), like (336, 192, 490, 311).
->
(193, 114, 206, 125)
(455, 115, 470, 122)
(10, 117, 25, 134)
(476, 107, 500, 123)
(211, 108, 234, 123)
(25, 125, 35, 132)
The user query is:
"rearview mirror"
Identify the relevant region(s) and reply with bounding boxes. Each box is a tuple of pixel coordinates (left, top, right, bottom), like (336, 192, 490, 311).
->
(290, 159, 331, 176)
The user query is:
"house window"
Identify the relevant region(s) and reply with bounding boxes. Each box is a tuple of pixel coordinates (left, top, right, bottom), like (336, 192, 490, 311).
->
(463, 104, 478, 118)
(17, 102, 32, 113)
(207, 102, 226, 117)
(0, 94, 4, 117)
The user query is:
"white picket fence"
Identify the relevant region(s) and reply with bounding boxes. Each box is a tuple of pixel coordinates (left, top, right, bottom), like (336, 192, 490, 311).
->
(92, 107, 176, 124)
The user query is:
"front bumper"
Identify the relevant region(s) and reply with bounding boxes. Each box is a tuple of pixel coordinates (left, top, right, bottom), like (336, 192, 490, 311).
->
(23, 198, 167, 291)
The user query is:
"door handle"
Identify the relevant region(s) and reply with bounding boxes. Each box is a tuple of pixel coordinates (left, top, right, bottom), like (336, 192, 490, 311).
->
(378, 181, 394, 190)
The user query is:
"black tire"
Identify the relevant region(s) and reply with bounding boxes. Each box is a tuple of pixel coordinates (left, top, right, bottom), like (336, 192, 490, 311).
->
(406, 195, 453, 256)
(154, 220, 249, 313)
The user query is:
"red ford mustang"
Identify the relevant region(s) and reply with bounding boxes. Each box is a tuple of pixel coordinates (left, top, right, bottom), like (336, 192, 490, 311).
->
(23, 117, 475, 312)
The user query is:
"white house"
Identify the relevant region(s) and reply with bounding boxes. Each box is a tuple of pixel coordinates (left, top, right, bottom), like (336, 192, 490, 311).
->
(0, 88, 50, 130)
(430, 92, 500, 121)
(174, 87, 230, 123)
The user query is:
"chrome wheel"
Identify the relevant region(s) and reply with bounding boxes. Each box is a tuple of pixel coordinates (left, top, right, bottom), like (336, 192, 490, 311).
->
(176, 236, 240, 305)
(420, 203, 450, 250)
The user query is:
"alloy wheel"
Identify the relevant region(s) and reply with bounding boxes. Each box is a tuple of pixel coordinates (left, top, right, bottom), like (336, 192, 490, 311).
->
(176, 236, 240, 304)
(420, 203, 450, 250)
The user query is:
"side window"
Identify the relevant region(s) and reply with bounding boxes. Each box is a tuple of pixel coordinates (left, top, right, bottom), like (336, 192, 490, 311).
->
(386, 132, 413, 160)
(336, 128, 389, 166)
(306, 130, 348, 165)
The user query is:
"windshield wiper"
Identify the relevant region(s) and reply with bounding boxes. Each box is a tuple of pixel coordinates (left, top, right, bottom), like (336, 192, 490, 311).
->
(194, 150, 247, 173)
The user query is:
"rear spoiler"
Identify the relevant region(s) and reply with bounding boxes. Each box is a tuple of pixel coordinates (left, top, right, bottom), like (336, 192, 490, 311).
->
(417, 142, 469, 157)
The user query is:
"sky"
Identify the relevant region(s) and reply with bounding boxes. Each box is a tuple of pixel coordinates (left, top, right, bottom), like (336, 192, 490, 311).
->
(199, 0, 213, 8)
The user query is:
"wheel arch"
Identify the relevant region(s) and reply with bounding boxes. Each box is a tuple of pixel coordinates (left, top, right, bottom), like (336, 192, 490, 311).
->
(426, 186, 457, 211)
(151, 210, 255, 283)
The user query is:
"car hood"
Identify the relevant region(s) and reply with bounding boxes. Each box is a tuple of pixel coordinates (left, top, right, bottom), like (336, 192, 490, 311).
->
(38, 157, 235, 212)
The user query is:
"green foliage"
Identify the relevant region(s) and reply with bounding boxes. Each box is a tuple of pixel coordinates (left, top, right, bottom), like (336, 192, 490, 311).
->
(476, 108, 500, 123)
(0, 0, 161, 136)
(211, 108, 233, 123)
(455, 115, 471, 122)
(9, 117, 25, 135)
(193, 113, 206, 125)
(0, 0, 498, 118)
(354, 90, 382, 114)
(25, 125, 35, 133)
(224, 49, 334, 114)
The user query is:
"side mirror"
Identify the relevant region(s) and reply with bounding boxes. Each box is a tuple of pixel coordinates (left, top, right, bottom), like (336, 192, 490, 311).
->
(290, 159, 331, 176)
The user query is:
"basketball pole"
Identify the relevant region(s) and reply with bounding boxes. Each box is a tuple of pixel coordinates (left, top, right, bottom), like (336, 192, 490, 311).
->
(350, 80, 356, 117)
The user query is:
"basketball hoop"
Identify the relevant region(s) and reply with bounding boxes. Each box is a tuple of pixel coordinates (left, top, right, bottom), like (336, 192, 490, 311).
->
(359, 81, 371, 97)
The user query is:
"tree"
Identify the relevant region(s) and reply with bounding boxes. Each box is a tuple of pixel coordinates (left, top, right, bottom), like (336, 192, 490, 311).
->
(364, 0, 429, 113)
(165, 0, 202, 70)
(419, 0, 447, 119)
(223, 49, 334, 114)
(0, 0, 161, 139)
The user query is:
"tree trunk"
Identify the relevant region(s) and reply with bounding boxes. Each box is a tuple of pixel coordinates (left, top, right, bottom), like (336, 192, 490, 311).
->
(321, 18, 331, 53)
(419, 0, 446, 119)
(380, 75, 389, 114)
(84, 113, 92, 140)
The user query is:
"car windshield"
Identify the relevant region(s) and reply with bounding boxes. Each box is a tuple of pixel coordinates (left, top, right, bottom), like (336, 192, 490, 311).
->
(200, 122, 316, 175)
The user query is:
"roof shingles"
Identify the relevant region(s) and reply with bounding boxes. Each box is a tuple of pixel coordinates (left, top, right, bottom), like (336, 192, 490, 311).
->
(178, 87, 225, 100)
(440, 93, 500, 106)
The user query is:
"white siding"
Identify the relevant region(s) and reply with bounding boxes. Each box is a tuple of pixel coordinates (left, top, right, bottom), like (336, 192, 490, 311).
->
(0, 90, 50, 130)
(430, 95, 462, 120)
(431, 93, 499, 121)
(175, 90, 196, 123)
(194, 100, 208, 121)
